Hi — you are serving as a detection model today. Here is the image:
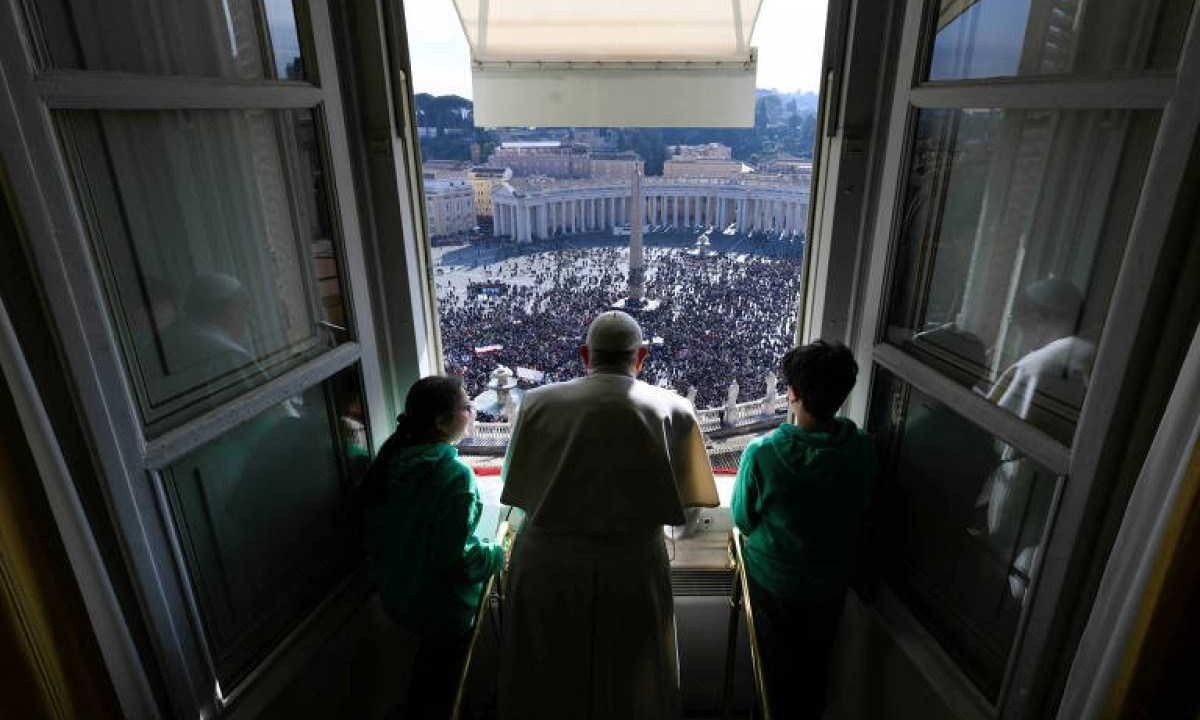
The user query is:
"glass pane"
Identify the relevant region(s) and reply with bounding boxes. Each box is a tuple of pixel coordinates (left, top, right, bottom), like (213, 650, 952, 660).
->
(161, 366, 368, 689)
(868, 368, 1060, 701)
(57, 108, 349, 435)
(886, 108, 1158, 445)
(22, 0, 305, 79)
(927, 0, 1195, 80)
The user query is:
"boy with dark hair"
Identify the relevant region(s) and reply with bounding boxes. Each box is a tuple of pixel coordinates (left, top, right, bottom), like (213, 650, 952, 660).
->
(731, 340, 877, 718)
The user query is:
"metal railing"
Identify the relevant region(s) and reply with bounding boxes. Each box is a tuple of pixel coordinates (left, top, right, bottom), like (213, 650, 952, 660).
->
(451, 520, 512, 720)
(464, 385, 786, 448)
(723, 526, 772, 720)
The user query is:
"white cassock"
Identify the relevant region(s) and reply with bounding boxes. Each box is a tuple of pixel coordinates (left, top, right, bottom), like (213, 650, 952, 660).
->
(979, 336, 1094, 598)
(499, 372, 719, 720)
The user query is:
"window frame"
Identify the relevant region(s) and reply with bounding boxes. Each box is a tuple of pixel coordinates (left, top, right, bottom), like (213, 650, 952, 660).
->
(847, 0, 1200, 717)
(0, 0, 393, 716)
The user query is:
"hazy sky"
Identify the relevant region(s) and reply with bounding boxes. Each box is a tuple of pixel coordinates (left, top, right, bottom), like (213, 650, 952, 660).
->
(404, 0, 828, 98)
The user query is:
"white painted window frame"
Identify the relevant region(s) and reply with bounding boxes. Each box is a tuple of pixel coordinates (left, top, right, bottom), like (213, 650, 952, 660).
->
(845, 1, 1200, 718)
(0, 0, 394, 716)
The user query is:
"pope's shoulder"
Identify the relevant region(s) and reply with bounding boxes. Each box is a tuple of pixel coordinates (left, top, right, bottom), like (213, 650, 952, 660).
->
(521, 375, 696, 415)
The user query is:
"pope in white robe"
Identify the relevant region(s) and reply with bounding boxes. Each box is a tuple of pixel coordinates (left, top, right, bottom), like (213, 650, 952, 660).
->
(499, 311, 719, 720)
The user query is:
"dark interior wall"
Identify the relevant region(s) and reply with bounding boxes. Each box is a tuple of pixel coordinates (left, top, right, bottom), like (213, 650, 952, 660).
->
(0, 167, 121, 717)
(1120, 440, 1200, 719)
(828, 593, 966, 720)
(1041, 124, 1200, 718)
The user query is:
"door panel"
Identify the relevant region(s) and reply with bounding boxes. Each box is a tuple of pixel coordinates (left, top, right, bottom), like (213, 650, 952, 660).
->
(57, 107, 352, 435)
(0, 0, 383, 715)
(850, 0, 1200, 715)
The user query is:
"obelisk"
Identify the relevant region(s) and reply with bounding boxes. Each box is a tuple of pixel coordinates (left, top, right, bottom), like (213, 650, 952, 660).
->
(628, 167, 645, 302)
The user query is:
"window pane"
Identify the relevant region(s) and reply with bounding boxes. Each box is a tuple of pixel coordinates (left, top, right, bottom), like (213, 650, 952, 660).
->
(57, 108, 349, 435)
(927, 0, 1195, 80)
(160, 366, 368, 689)
(868, 368, 1060, 701)
(886, 108, 1158, 444)
(23, 0, 305, 79)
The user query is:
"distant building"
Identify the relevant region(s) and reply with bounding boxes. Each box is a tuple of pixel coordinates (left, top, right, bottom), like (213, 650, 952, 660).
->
(663, 157, 753, 180)
(669, 143, 733, 160)
(663, 143, 750, 180)
(571, 129, 619, 151)
(591, 151, 644, 180)
(424, 179, 475, 240)
(488, 141, 592, 178)
(421, 159, 470, 180)
(757, 155, 813, 183)
(493, 176, 808, 243)
(466, 165, 513, 220)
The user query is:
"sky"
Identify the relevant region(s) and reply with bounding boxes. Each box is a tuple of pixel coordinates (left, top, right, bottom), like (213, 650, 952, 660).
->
(403, 0, 828, 98)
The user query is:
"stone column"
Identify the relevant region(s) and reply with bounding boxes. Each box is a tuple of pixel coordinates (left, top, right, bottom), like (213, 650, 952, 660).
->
(628, 169, 645, 301)
(723, 379, 740, 428)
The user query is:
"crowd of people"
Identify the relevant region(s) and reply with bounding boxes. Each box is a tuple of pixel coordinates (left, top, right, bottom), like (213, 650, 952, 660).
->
(436, 234, 804, 412)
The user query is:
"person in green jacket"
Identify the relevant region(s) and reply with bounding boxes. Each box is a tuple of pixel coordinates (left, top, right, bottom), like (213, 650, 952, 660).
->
(731, 340, 877, 719)
(363, 376, 505, 719)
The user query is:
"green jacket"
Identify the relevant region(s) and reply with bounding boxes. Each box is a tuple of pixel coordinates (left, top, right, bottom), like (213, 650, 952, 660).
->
(732, 419, 877, 600)
(364, 439, 504, 636)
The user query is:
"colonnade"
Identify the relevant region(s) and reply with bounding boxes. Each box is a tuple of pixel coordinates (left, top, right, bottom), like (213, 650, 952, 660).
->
(492, 181, 809, 244)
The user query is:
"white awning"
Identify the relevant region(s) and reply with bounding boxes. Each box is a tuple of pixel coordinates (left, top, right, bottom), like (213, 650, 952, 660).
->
(452, 0, 764, 127)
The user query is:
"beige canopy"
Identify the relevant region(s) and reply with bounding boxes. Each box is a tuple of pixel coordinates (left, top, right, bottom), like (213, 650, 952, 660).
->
(452, 0, 764, 127)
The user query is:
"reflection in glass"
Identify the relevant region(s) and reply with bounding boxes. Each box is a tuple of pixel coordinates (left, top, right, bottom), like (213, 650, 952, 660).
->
(928, 0, 1195, 80)
(869, 369, 1060, 701)
(162, 366, 368, 689)
(887, 108, 1158, 444)
(57, 108, 348, 434)
(23, 0, 305, 80)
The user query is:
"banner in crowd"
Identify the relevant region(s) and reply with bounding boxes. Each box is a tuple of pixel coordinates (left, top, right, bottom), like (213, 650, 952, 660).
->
(474, 344, 504, 354)
(516, 367, 545, 383)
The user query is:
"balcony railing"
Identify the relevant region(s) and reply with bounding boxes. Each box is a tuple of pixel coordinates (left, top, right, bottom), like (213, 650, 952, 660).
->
(462, 377, 789, 450)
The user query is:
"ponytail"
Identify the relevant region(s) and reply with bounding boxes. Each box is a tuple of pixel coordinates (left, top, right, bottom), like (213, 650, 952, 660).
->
(390, 375, 466, 448)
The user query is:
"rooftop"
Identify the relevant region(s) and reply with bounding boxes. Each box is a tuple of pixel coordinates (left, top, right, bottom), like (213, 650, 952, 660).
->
(499, 141, 563, 149)
(469, 166, 512, 177)
(592, 151, 643, 161)
(425, 179, 471, 193)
